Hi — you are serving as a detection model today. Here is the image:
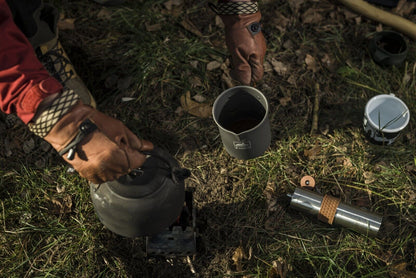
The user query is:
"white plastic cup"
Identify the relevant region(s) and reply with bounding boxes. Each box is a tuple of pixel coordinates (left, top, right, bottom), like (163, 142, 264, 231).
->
(363, 94, 410, 145)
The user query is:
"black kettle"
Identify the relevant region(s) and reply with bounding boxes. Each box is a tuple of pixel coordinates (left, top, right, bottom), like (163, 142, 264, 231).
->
(89, 147, 190, 238)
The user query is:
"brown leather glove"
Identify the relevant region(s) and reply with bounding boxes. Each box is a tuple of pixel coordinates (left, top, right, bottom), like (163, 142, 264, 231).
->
(43, 102, 153, 184)
(218, 1, 266, 85)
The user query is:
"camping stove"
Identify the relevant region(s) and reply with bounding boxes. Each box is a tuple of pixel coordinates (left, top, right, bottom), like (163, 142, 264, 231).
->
(146, 190, 197, 257)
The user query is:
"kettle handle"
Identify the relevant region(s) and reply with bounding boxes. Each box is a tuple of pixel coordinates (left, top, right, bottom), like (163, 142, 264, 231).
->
(140, 147, 191, 184)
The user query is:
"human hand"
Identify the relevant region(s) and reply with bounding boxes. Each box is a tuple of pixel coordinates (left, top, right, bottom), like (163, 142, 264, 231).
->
(43, 101, 153, 184)
(220, 10, 266, 85)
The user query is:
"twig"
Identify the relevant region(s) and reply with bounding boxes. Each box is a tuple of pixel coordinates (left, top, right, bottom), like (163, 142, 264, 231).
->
(187, 256, 196, 274)
(1, 201, 6, 232)
(310, 83, 320, 135)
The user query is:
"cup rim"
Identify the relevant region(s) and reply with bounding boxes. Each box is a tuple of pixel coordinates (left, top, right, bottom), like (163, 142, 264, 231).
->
(373, 30, 408, 54)
(364, 94, 410, 133)
(212, 85, 269, 135)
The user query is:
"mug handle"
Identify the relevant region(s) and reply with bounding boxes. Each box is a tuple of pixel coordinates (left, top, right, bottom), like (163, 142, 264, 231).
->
(363, 116, 374, 138)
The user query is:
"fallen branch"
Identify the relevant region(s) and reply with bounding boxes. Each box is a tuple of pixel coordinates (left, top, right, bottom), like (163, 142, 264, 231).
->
(335, 0, 416, 40)
(310, 83, 320, 135)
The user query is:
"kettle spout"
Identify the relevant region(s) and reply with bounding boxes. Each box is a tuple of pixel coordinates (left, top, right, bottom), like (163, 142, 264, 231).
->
(172, 168, 191, 183)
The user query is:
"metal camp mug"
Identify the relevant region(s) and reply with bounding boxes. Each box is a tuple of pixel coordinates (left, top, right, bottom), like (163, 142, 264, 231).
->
(368, 30, 408, 66)
(212, 86, 271, 160)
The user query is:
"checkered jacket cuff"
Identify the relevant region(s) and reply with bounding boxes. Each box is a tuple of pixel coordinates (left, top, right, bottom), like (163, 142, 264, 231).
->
(28, 89, 80, 138)
(213, 2, 258, 15)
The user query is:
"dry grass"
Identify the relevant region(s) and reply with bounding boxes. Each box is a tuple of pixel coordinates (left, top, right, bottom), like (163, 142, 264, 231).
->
(1, 0, 416, 277)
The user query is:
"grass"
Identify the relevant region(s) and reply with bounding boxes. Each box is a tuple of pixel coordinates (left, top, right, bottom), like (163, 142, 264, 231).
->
(1, 0, 416, 277)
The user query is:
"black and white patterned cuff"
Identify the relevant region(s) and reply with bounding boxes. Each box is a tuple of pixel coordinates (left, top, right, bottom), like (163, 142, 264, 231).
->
(29, 89, 80, 138)
(210, 2, 258, 15)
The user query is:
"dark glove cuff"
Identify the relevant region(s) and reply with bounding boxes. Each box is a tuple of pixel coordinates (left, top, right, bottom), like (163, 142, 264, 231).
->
(28, 89, 80, 137)
(210, 1, 258, 15)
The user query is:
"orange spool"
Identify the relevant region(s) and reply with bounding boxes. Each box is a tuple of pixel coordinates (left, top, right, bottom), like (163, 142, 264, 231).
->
(300, 176, 315, 189)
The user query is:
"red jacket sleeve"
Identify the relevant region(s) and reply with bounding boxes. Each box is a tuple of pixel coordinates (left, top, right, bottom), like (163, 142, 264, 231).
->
(0, 0, 62, 124)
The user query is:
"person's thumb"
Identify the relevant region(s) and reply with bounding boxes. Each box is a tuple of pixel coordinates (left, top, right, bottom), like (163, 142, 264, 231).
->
(249, 56, 264, 83)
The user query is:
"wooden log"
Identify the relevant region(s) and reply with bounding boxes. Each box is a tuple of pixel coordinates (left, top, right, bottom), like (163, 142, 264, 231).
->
(336, 0, 416, 40)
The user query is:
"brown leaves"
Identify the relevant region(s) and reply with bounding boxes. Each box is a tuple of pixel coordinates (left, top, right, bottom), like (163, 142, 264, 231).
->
(363, 171, 376, 184)
(305, 54, 318, 73)
(180, 91, 211, 118)
(271, 59, 289, 76)
(163, 0, 183, 11)
(97, 8, 113, 20)
(288, 0, 305, 13)
(145, 23, 162, 32)
(163, 0, 183, 17)
(304, 143, 322, 160)
(271, 11, 290, 32)
(231, 245, 252, 273)
(180, 18, 203, 37)
(232, 246, 245, 272)
(58, 16, 75, 30)
(206, 60, 221, 71)
(46, 195, 73, 215)
(302, 8, 324, 24)
(393, 0, 416, 16)
(389, 261, 416, 278)
(268, 257, 292, 278)
(263, 180, 286, 231)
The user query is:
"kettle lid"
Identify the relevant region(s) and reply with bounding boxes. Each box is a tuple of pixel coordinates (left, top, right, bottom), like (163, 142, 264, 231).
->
(104, 147, 189, 198)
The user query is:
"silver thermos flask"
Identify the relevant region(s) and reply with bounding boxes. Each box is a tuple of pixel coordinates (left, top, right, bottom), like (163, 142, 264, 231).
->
(288, 187, 383, 237)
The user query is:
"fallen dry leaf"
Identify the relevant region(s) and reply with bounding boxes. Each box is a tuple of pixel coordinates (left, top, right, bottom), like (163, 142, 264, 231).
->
(263, 181, 286, 230)
(180, 91, 211, 118)
(394, 0, 416, 16)
(304, 143, 322, 160)
(97, 7, 113, 20)
(263, 181, 277, 216)
(279, 96, 291, 107)
(263, 61, 273, 73)
(288, 0, 305, 13)
(192, 93, 206, 102)
(46, 195, 73, 215)
(271, 11, 290, 32)
(232, 246, 245, 272)
(271, 59, 288, 75)
(343, 9, 358, 20)
(58, 17, 75, 30)
(389, 262, 416, 278)
(207, 60, 221, 71)
(305, 54, 318, 73)
(282, 39, 294, 50)
(363, 171, 376, 184)
(145, 23, 162, 32)
(287, 75, 297, 85)
(180, 18, 203, 37)
(321, 53, 337, 72)
(163, 0, 183, 10)
(268, 257, 291, 278)
(190, 60, 199, 69)
(221, 72, 235, 88)
(215, 15, 224, 28)
(302, 8, 324, 24)
(189, 76, 203, 88)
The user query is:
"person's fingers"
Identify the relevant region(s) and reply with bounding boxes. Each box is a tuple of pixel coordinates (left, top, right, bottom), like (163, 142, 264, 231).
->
(249, 55, 264, 83)
(125, 149, 148, 170)
(139, 139, 154, 151)
(231, 52, 252, 85)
